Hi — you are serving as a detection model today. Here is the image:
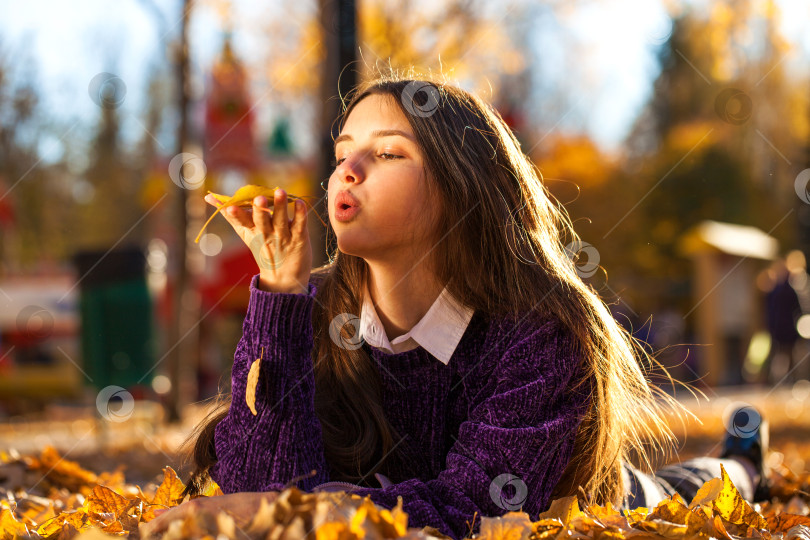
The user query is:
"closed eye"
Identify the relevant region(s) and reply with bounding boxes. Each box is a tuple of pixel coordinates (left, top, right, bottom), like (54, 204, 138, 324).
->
(332, 153, 402, 167)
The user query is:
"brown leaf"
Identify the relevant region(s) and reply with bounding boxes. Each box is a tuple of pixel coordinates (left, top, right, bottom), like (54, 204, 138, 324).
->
(54, 522, 79, 540)
(85, 485, 130, 519)
(707, 514, 734, 540)
(100, 519, 124, 534)
(64, 509, 88, 530)
(766, 514, 810, 533)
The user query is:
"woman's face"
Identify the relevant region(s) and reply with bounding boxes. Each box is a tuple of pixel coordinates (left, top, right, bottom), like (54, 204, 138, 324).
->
(328, 93, 440, 262)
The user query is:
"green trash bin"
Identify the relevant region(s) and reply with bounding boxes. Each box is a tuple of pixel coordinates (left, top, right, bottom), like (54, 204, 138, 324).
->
(73, 246, 155, 392)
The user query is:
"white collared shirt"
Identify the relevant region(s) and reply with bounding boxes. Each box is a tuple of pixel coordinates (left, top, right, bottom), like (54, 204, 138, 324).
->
(359, 282, 475, 364)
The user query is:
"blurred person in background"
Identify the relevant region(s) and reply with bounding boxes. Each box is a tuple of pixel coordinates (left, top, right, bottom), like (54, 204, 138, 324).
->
(764, 252, 808, 385)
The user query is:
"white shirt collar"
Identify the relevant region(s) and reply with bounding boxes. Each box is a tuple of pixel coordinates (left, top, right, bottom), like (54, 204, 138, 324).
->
(359, 282, 475, 364)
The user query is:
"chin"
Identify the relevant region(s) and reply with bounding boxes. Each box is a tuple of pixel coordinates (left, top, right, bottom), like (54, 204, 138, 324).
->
(335, 231, 376, 259)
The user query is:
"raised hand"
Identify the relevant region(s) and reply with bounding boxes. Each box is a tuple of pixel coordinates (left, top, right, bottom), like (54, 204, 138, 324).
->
(205, 188, 312, 294)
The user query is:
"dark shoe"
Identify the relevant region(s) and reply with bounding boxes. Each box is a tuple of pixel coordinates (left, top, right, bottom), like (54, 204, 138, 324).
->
(719, 405, 771, 501)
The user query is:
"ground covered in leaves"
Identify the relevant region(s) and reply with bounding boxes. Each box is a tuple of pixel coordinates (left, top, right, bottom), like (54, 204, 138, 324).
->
(1, 386, 809, 539)
(1, 444, 809, 539)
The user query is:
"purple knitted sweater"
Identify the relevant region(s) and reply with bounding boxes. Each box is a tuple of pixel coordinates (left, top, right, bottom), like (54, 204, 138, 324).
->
(209, 275, 592, 540)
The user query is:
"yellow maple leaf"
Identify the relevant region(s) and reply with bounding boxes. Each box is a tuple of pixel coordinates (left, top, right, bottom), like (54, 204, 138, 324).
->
(151, 467, 186, 508)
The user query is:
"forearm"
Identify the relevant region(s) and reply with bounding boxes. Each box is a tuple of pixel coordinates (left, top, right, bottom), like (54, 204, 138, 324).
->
(210, 275, 330, 493)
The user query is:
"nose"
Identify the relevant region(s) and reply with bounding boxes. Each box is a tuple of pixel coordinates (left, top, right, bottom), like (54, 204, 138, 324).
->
(335, 154, 364, 186)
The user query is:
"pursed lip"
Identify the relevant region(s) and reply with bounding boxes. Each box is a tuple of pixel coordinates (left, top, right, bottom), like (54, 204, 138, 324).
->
(335, 191, 361, 211)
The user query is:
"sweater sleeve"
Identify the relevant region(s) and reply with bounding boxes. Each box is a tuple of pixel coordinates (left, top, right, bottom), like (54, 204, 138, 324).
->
(312, 317, 591, 540)
(209, 274, 331, 493)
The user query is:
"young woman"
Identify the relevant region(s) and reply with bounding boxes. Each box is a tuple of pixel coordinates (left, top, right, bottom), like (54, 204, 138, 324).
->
(142, 72, 770, 539)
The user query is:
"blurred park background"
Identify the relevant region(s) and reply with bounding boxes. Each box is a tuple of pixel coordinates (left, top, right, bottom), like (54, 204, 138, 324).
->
(1, 0, 810, 487)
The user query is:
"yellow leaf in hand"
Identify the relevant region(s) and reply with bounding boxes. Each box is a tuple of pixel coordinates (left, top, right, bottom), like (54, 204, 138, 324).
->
(195, 185, 279, 244)
(195, 184, 323, 244)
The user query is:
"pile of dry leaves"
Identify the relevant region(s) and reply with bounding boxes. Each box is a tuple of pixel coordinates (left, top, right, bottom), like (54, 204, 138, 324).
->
(1, 445, 810, 540)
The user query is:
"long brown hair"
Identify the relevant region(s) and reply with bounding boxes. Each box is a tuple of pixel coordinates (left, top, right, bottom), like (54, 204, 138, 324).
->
(180, 67, 693, 507)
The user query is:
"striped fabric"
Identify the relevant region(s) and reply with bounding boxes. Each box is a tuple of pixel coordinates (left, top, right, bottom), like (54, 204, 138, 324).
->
(621, 457, 755, 509)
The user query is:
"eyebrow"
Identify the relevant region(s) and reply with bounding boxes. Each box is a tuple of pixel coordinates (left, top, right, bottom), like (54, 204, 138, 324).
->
(333, 129, 415, 150)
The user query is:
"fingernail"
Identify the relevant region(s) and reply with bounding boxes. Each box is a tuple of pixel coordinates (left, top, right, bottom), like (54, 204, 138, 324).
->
(154, 508, 169, 516)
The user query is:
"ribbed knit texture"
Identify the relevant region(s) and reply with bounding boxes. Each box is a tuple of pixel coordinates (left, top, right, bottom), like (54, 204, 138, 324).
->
(210, 274, 592, 540)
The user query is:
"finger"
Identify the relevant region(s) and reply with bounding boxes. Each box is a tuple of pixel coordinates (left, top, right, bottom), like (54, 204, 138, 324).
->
(290, 198, 308, 238)
(252, 195, 272, 237)
(219, 205, 254, 240)
(272, 189, 290, 236)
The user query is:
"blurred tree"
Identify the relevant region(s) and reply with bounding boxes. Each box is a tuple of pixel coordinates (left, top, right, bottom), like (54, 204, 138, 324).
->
(561, 0, 809, 321)
(73, 89, 144, 250)
(252, 0, 531, 126)
(0, 46, 64, 272)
